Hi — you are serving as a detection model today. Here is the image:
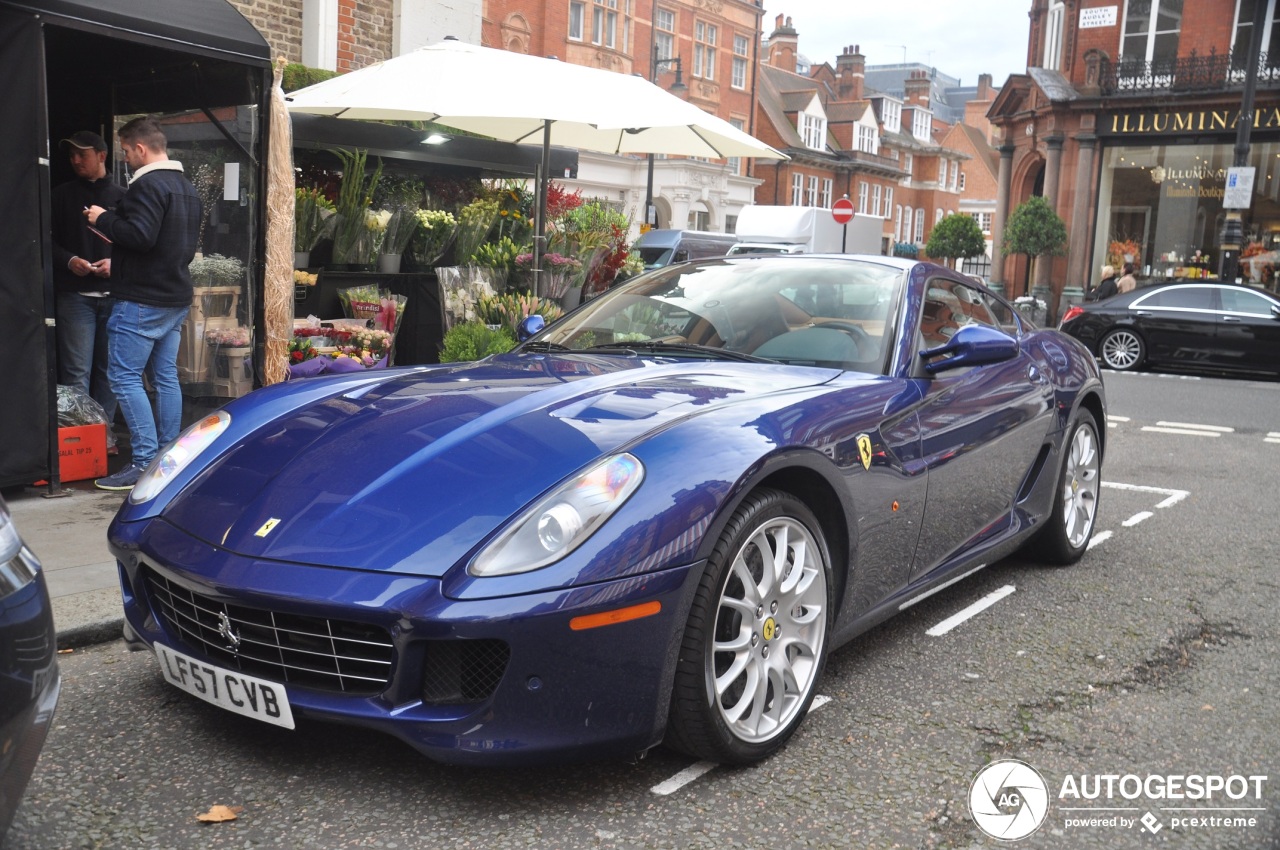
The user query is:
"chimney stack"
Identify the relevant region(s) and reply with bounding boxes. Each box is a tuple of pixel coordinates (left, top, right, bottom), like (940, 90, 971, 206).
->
(767, 14, 799, 72)
(835, 44, 865, 101)
(903, 69, 931, 108)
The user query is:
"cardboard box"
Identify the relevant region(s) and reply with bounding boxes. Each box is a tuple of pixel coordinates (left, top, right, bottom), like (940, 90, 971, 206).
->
(58, 424, 108, 483)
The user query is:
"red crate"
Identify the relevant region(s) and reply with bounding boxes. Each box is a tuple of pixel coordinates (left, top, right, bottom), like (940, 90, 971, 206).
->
(58, 424, 108, 483)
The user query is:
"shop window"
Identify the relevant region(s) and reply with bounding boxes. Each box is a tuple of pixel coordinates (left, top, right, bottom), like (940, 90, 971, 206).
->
(1091, 141, 1280, 288)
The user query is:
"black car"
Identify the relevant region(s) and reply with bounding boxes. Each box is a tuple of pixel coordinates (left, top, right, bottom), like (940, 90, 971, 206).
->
(1060, 282, 1280, 376)
(0, 496, 60, 841)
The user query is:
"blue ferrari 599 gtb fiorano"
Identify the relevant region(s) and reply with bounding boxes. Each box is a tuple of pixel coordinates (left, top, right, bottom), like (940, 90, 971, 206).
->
(109, 254, 1105, 766)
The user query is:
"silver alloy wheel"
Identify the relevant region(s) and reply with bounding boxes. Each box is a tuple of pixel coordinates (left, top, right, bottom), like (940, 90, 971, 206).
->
(1061, 420, 1101, 549)
(709, 516, 827, 744)
(1101, 329, 1142, 370)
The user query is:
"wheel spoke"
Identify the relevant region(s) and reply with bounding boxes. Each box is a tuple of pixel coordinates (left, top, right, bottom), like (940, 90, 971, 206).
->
(729, 554, 764, 608)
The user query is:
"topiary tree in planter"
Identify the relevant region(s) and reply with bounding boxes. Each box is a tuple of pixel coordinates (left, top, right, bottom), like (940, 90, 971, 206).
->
(1001, 195, 1067, 298)
(925, 213, 987, 270)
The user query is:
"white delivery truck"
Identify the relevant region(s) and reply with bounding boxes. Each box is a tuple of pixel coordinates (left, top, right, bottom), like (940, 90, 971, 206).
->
(727, 205, 883, 255)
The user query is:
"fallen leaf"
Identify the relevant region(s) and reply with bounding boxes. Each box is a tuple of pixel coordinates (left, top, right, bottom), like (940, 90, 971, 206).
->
(57, 649, 74, 654)
(196, 805, 243, 823)
(1201, 704, 1214, 711)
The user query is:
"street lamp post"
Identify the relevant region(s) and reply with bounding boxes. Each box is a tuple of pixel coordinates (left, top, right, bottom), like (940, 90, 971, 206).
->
(645, 45, 686, 229)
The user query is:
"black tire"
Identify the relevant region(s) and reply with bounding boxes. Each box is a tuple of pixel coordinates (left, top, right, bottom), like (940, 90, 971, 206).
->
(666, 488, 833, 765)
(1099, 328, 1145, 371)
(1026, 410, 1102, 565)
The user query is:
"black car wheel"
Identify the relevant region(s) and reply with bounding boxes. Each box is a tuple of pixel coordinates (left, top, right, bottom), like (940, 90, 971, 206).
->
(1100, 328, 1145, 371)
(666, 488, 832, 764)
(1027, 410, 1102, 565)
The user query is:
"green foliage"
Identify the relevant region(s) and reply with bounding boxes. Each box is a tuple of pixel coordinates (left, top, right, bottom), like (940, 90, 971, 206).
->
(330, 149, 384, 264)
(1001, 196, 1068, 260)
(925, 214, 987, 267)
(294, 187, 334, 252)
(472, 236, 525, 274)
(282, 63, 338, 93)
(439, 322, 516, 362)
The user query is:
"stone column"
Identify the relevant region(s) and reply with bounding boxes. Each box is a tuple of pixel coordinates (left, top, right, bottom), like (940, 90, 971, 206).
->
(1034, 134, 1065, 306)
(990, 143, 1015, 296)
(1063, 133, 1099, 313)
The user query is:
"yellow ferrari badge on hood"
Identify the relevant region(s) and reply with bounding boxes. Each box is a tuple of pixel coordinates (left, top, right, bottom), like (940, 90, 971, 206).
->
(856, 434, 873, 470)
(254, 518, 282, 538)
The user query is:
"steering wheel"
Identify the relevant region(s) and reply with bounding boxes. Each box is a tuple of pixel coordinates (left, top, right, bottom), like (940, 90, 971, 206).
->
(812, 321, 870, 345)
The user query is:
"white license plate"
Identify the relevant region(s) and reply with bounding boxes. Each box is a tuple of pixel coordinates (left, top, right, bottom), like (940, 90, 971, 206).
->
(154, 642, 295, 730)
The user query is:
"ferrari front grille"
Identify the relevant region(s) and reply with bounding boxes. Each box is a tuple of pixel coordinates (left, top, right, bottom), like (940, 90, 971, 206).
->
(144, 568, 394, 695)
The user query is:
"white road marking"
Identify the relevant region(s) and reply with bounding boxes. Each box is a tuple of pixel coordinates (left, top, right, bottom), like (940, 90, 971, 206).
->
(1156, 421, 1234, 433)
(1268, 433, 1280, 444)
(1107, 415, 1131, 422)
(1087, 530, 1113, 549)
(651, 761, 717, 796)
(926, 585, 1016, 637)
(1141, 426, 1222, 437)
(650, 694, 833, 796)
(1102, 482, 1190, 509)
(1123, 511, 1154, 527)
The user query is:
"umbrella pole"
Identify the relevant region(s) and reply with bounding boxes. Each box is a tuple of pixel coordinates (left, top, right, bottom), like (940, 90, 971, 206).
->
(533, 119, 551, 296)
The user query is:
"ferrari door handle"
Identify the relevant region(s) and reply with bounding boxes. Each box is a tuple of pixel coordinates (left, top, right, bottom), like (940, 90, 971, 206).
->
(1135, 310, 1154, 317)
(1220, 316, 1241, 323)
(1028, 365, 1048, 384)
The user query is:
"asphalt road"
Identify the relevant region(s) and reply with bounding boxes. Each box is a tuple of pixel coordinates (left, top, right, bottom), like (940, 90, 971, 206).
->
(8, 370, 1280, 850)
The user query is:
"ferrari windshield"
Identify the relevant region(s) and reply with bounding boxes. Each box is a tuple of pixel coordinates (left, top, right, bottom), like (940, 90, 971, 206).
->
(529, 256, 906, 374)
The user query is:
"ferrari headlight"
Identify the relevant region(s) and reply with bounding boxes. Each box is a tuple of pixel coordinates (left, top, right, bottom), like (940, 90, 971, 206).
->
(129, 410, 231, 504)
(469, 453, 644, 577)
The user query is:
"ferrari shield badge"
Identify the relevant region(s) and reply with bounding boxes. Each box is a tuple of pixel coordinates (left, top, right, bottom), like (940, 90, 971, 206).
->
(254, 518, 282, 538)
(856, 434, 873, 471)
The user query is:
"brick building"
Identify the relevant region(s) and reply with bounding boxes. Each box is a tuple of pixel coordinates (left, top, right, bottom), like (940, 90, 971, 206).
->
(938, 74, 1002, 277)
(753, 16, 968, 255)
(482, 0, 765, 232)
(987, 0, 1280, 309)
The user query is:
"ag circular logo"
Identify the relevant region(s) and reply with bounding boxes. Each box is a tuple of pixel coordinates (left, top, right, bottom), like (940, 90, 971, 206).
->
(969, 759, 1050, 841)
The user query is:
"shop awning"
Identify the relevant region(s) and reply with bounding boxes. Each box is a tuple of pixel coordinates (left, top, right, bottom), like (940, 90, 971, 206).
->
(0, 0, 270, 65)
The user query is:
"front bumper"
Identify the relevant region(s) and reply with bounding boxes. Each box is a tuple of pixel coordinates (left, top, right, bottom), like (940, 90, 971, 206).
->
(113, 519, 701, 766)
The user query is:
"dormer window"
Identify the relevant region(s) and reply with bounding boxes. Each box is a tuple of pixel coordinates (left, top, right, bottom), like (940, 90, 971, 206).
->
(880, 99, 902, 134)
(801, 110, 826, 150)
(857, 124, 878, 154)
(911, 109, 931, 140)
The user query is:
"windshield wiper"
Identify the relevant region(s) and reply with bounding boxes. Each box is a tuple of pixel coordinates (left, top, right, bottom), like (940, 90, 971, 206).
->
(584, 341, 767, 363)
(519, 340, 572, 352)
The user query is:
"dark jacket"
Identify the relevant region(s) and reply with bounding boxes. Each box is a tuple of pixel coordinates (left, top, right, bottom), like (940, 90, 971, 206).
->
(1088, 276, 1118, 302)
(51, 175, 125, 294)
(95, 162, 201, 308)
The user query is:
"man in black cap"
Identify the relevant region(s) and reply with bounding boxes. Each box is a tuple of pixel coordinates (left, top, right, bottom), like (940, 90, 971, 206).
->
(51, 130, 125, 450)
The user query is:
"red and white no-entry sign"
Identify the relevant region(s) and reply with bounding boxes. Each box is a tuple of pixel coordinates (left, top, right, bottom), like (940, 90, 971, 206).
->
(831, 197, 855, 224)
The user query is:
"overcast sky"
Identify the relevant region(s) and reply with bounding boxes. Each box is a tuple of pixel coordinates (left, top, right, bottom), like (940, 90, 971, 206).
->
(760, 1, 1033, 88)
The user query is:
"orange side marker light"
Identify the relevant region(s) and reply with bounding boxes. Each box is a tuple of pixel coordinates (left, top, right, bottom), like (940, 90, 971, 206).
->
(570, 600, 662, 631)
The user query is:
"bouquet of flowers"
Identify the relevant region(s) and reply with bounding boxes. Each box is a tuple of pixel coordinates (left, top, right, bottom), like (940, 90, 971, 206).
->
(293, 270, 318, 286)
(379, 208, 419, 256)
(415, 209, 457, 265)
(477, 292, 564, 334)
(289, 338, 318, 363)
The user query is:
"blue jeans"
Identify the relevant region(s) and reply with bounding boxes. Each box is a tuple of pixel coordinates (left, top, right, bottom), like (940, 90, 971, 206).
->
(107, 301, 189, 468)
(56, 291, 118, 426)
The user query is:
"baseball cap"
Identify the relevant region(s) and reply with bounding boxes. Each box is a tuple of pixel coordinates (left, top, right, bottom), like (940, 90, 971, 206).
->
(60, 131, 107, 152)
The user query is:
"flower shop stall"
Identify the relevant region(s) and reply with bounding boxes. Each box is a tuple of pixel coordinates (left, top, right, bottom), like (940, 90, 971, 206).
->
(0, 0, 272, 488)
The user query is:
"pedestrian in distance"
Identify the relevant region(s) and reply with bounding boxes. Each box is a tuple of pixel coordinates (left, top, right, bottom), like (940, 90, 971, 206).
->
(51, 130, 125, 452)
(1088, 264, 1118, 302)
(1117, 262, 1138, 294)
(85, 116, 201, 491)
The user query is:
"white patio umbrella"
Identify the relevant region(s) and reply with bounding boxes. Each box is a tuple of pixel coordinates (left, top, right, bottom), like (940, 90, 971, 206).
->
(286, 37, 786, 278)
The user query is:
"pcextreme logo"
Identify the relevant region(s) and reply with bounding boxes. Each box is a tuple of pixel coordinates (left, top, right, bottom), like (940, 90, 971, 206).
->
(967, 760, 1270, 841)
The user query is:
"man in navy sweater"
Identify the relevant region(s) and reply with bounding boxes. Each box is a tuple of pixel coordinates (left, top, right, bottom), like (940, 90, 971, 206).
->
(86, 116, 201, 491)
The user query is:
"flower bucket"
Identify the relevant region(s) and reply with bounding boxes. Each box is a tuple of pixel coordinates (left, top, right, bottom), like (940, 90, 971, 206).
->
(377, 253, 402, 274)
